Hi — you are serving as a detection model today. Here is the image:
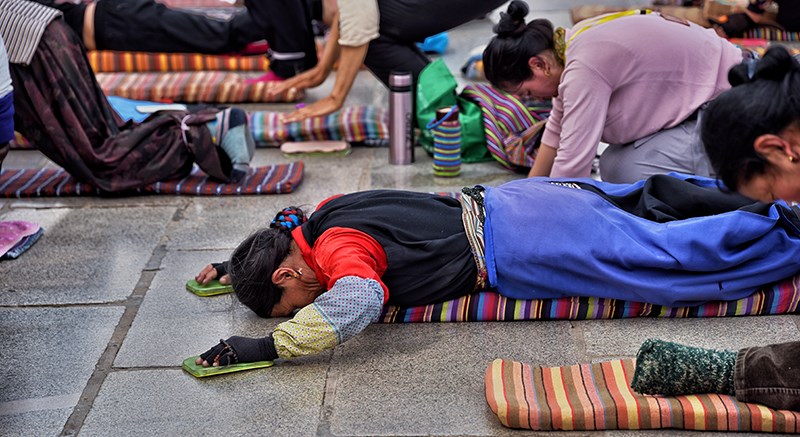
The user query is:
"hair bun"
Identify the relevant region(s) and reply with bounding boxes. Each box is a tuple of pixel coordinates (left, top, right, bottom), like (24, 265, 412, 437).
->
(754, 46, 797, 82)
(493, 0, 529, 37)
(270, 206, 307, 232)
(731, 46, 797, 87)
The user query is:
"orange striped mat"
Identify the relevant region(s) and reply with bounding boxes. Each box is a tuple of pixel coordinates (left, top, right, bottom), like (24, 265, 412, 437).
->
(88, 51, 269, 73)
(485, 358, 800, 432)
(95, 71, 301, 103)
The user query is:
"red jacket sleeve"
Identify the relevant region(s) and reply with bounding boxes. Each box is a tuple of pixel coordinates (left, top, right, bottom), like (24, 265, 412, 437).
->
(311, 227, 390, 302)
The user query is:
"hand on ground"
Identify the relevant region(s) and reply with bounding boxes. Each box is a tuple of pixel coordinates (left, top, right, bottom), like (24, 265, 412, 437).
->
(196, 339, 236, 367)
(280, 96, 342, 123)
(195, 264, 230, 285)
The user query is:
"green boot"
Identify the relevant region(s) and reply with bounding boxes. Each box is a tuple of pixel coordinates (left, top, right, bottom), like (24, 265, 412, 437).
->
(631, 338, 736, 396)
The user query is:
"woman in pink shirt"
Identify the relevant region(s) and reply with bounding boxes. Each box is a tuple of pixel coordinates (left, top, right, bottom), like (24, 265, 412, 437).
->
(483, 1, 744, 183)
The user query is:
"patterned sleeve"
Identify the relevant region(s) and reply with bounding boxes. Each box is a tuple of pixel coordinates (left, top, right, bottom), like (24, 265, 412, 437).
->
(271, 276, 384, 359)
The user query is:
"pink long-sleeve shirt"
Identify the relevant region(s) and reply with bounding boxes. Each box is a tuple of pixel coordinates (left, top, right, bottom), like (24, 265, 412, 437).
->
(542, 13, 743, 178)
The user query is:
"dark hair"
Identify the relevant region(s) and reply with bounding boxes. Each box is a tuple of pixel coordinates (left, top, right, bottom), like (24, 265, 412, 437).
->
(229, 207, 307, 317)
(702, 47, 800, 191)
(482, 0, 555, 90)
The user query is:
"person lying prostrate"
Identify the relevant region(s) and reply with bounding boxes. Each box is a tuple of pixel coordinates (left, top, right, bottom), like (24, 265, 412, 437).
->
(703, 46, 800, 203)
(270, 0, 507, 122)
(482, 1, 745, 183)
(193, 173, 800, 367)
(35, 0, 262, 55)
(38, 0, 318, 81)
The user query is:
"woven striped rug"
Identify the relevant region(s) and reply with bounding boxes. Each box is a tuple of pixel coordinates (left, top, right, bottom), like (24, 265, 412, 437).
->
(88, 51, 268, 73)
(95, 71, 302, 103)
(378, 273, 800, 322)
(0, 163, 303, 197)
(743, 28, 800, 42)
(485, 358, 800, 432)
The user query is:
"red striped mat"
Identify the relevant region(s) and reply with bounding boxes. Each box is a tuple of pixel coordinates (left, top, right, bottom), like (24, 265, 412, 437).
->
(88, 51, 268, 73)
(486, 358, 800, 432)
(378, 273, 800, 322)
(95, 71, 302, 103)
(0, 163, 303, 197)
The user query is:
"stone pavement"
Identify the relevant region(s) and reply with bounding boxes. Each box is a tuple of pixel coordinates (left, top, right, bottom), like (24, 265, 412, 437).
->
(2, 3, 799, 436)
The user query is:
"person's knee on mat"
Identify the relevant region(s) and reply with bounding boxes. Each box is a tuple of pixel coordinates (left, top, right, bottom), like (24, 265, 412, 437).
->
(206, 108, 255, 183)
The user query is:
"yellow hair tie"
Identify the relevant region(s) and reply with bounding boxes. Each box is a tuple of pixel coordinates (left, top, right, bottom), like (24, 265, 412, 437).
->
(553, 27, 566, 66)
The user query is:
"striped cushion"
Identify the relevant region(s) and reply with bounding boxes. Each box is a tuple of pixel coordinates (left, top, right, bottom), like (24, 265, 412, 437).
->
(485, 358, 800, 432)
(0, 163, 303, 197)
(250, 106, 388, 146)
(378, 274, 800, 322)
(88, 51, 269, 73)
(95, 71, 302, 103)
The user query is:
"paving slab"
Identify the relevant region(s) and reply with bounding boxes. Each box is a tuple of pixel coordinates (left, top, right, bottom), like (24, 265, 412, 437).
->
(580, 315, 800, 358)
(115, 250, 310, 368)
(166, 148, 367, 251)
(0, 408, 73, 437)
(0, 206, 174, 305)
(79, 368, 326, 437)
(328, 321, 578, 436)
(368, 147, 523, 193)
(0, 307, 122, 435)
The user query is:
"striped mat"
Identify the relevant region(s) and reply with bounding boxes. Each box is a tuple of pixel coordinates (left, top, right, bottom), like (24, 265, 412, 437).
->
(0, 163, 303, 197)
(377, 273, 800, 322)
(485, 358, 800, 432)
(250, 106, 388, 146)
(88, 51, 268, 73)
(95, 71, 302, 103)
(743, 28, 800, 42)
(10, 106, 388, 150)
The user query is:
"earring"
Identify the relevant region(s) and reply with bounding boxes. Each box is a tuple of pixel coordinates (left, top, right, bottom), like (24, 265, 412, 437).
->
(790, 156, 797, 163)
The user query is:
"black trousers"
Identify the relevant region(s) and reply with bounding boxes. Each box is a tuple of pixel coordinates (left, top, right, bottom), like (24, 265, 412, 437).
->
(775, 0, 800, 31)
(366, 0, 507, 86)
(736, 341, 800, 411)
(93, 0, 262, 54)
(93, 0, 317, 77)
(243, 0, 318, 78)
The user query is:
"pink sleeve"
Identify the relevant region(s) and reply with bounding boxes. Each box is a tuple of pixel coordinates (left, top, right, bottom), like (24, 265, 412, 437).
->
(546, 62, 613, 178)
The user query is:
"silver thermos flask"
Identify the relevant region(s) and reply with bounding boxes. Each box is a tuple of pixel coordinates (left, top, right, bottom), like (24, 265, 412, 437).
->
(388, 70, 414, 165)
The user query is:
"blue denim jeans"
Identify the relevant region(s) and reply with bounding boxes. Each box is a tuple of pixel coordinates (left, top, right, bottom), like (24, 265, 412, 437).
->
(736, 341, 800, 411)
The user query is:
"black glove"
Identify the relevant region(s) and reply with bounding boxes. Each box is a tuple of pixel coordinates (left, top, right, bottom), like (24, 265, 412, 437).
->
(211, 261, 229, 278)
(199, 335, 278, 366)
